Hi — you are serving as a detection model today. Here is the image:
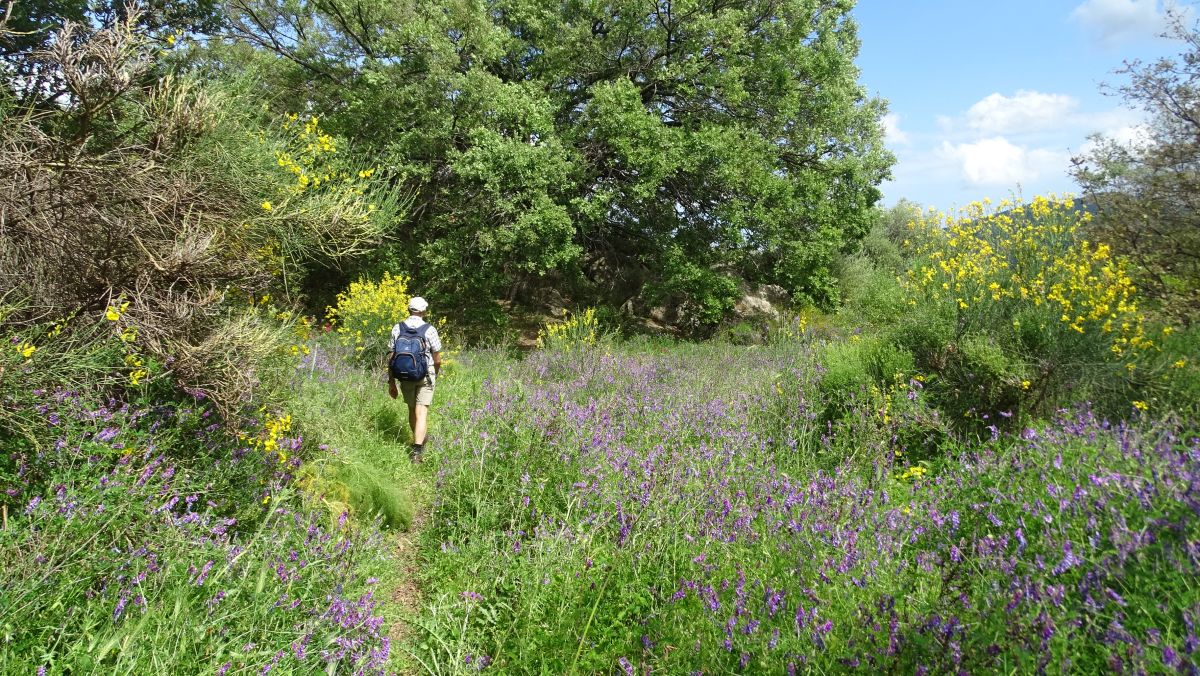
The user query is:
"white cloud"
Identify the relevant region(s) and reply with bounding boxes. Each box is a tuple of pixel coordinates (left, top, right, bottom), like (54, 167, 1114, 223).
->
(967, 91, 1079, 134)
(1077, 107, 1145, 134)
(938, 137, 1069, 186)
(937, 94, 1139, 141)
(1107, 123, 1153, 146)
(882, 113, 909, 145)
(1079, 123, 1153, 155)
(1071, 0, 1166, 47)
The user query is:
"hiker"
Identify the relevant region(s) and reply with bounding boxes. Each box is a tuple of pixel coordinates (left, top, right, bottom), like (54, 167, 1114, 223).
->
(387, 296, 442, 460)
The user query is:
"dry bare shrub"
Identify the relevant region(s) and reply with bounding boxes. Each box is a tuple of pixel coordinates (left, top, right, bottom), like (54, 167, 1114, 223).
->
(168, 311, 298, 413)
(0, 0, 15, 39)
(0, 12, 390, 412)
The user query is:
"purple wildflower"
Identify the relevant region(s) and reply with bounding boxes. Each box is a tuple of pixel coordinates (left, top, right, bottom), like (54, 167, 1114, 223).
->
(1052, 541, 1084, 575)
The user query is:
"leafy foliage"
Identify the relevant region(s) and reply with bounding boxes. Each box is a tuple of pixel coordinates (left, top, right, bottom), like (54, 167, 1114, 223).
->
(224, 0, 893, 326)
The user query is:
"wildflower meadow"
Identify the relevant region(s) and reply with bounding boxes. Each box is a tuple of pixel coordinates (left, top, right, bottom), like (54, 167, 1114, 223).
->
(5, 1, 1200, 674)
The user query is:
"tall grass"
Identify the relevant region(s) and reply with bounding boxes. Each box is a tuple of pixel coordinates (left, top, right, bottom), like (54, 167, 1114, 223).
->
(404, 340, 1200, 673)
(0, 310, 411, 672)
(290, 341, 423, 531)
(0, 386, 396, 673)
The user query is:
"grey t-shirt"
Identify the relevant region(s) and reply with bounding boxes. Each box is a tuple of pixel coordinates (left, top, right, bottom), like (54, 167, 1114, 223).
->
(389, 316, 442, 383)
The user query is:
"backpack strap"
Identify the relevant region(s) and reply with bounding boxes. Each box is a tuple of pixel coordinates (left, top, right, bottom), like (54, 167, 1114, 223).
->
(416, 322, 431, 351)
(393, 323, 415, 352)
(399, 321, 431, 350)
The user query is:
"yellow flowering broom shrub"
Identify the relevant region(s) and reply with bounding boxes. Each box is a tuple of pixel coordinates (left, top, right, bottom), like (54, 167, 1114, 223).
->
(325, 272, 454, 370)
(228, 113, 399, 281)
(898, 195, 1155, 422)
(536, 307, 600, 350)
(323, 272, 413, 362)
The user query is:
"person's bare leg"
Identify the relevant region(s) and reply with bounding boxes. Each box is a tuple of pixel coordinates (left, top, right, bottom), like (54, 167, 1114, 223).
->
(408, 403, 418, 441)
(413, 404, 429, 445)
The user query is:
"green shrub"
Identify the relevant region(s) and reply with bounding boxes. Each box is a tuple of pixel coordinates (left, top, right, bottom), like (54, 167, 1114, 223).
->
(939, 333, 1023, 432)
(862, 338, 916, 385)
(1129, 323, 1200, 418)
(816, 338, 876, 413)
(719, 320, 768, 346)
(890, 304, 954, 369)
(647, 248, 740, 334)
(807, 334, 954, 465)
(818, 337, 913, 410)
(836, 255, 907, 327)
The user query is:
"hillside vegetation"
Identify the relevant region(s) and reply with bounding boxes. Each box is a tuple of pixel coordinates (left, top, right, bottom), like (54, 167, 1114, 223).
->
(3, 1, 1200, 674)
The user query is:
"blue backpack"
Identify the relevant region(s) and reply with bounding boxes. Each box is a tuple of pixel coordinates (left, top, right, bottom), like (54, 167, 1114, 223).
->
(389, 323, 431, 381)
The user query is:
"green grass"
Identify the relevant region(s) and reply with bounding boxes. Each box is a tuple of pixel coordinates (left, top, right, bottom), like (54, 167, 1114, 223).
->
(393, 338, 1200, 673)
(7, 307, 1200, 674)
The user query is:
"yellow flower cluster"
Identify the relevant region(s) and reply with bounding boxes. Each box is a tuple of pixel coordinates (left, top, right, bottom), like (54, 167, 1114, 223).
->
(104, 300, 148, 385)
(274, 114, 375, 196)
(767, 310, 811, 344)
(254, 238, 283, 278)
(105, 301, 130, 322)
(898, 465, 928, 481)
(903, 195, 1148, 357)
(874, 373, 918, 431)
(279, 312, 314, 358)
(14, 341, 35, 359)
(240, 411, 294, 464)
(125, 354, 147, 386)
(537, 307, 599, 349)
(8, 319, 68, 361)
(326, 272, 412, 356)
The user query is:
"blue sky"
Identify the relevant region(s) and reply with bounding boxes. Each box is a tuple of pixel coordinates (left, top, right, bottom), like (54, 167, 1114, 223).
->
(852, 0, 1191, 209)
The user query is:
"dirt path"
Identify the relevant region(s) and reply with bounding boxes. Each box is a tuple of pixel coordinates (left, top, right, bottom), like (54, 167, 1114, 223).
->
(388, 503, 428, 674)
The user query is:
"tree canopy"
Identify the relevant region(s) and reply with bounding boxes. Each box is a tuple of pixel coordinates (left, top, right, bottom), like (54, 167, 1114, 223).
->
(222, 0, 892, 327)
(1072, 11, 1200, 325)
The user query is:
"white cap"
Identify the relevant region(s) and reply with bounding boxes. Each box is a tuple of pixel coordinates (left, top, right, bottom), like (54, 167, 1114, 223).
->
(408, 296, 428, 312)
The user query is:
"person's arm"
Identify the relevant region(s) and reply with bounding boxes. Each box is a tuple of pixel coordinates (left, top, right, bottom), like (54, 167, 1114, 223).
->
(387, 351, 398, 398)
(427, 324, 444, 377)
(387, 325, 398, 398)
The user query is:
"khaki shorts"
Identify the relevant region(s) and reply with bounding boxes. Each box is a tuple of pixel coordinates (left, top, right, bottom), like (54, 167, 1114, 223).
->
(399, 377, 435, 407)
